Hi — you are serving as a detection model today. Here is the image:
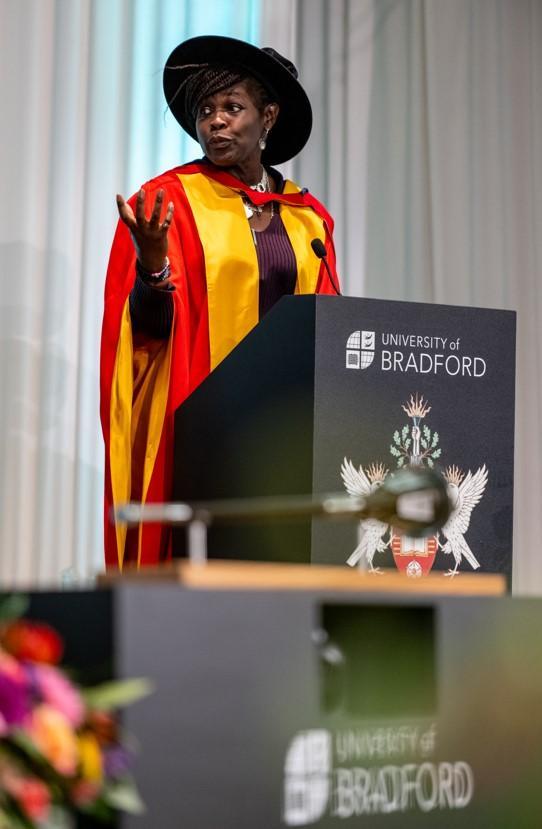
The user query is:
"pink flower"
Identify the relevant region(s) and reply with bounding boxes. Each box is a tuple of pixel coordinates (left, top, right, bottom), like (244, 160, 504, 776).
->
(0, 646, 25, 681)
(34, 664, 84, 727)
(0, 651, 29, 731)
(29, 704, 79, 776)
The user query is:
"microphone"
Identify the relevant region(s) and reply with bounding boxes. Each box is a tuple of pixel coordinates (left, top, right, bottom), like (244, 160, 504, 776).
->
(114, 465, 451, 562)
(116, 466, 450, 537)
(311, 238, 341, 295)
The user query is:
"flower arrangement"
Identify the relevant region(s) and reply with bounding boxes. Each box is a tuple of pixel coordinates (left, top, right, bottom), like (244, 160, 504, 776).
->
(0, 597, 151, 827)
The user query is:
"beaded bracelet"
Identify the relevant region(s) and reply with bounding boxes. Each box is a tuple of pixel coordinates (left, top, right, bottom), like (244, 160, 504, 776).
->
(136, 257, 171, 285)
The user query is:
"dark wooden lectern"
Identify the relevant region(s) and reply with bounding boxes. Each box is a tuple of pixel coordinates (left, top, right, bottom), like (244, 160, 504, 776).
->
(173, 296, 515, 578)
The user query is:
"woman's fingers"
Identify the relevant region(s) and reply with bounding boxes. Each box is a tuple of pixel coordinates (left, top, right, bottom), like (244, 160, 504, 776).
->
(149, 190, 164, 228)
(134, 188, 146, 223)
(116, 194, 137, 229)
(161, 201, 175, 230)
(149, 191, 173, 231)
(116, 190, 173, 240)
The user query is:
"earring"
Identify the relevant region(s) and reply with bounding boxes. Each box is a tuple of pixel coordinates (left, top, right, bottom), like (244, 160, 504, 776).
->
(259, 128, 269, 151)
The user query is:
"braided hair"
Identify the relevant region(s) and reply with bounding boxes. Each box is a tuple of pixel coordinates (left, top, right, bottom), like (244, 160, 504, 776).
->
(168, 63, 275, 133)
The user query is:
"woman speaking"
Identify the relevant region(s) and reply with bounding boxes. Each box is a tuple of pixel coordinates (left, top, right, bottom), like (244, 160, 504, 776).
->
(100, 35, 340, 569)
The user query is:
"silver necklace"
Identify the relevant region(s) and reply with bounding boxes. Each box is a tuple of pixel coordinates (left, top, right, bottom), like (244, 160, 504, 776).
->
(243, 167, 273, 219)
(250, 167, 270, 193)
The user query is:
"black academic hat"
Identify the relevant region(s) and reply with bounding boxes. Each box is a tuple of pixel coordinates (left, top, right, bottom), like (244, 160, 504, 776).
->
(163, 35, 312, 165)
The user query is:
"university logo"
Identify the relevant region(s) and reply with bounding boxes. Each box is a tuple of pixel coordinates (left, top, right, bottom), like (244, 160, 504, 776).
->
(282, 725, 475, 823)
(346, 330, 375, 370)
(283, 730, 332, 826)
(341, 394, 488, 577)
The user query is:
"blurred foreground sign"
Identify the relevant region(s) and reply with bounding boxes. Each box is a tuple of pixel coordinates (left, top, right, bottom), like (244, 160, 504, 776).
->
(19, 585, 542, 829)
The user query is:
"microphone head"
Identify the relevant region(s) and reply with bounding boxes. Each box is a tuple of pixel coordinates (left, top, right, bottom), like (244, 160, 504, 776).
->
(311, 238, 327, 259)
(364, 465, 451, 536)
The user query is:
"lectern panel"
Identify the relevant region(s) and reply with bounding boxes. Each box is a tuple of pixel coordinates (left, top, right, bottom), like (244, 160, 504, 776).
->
(312, 297, 515, 580)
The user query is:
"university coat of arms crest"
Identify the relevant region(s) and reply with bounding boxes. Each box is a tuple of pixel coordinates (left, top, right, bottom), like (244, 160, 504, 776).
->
(341, 394, 488, 577)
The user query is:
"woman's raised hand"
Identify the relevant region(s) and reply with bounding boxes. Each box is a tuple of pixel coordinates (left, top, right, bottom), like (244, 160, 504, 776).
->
(116, 189, 174, 273)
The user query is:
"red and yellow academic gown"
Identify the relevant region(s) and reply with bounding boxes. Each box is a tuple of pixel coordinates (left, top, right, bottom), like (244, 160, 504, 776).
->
(100, 161, 340, 569)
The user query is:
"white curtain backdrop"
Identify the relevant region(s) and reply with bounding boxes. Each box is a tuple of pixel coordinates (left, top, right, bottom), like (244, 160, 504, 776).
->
(262, 0, 542, 593)
(1, 0, 541, 593)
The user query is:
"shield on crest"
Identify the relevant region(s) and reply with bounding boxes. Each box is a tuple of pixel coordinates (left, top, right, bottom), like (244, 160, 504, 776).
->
(391, 532, 438, 577)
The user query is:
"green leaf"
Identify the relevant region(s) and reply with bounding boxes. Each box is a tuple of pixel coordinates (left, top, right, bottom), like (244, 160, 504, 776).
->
(0, 594, 29, 621)
(10, 730, 51, 765)
(0, 797, 36, 829)
(389, 445, 400, 457)
(0, 809, 32, 829)
(423, 425, 430, 440)
(397, 457, 404, 467)
(420, 439, 428, 449)
(102, 779, 146, 815)
(393, 430, 400, 445)
(82, 678, 154, 711)
(432, 448, 442, 459)
(427, 458, 434, 468)
(77, 789, 115, 825)
(79, 798, 115, 821)
(432, 431, 439, 447)
(0, 809, 15, 829)
(402, 425, 409, 440)
(404, 438, 411, 449)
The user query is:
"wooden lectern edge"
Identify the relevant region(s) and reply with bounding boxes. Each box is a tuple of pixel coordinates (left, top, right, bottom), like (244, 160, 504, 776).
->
(98, 560, 506, 596)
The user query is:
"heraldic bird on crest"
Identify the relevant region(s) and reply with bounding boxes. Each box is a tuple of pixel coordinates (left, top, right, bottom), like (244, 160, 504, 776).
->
(439, 464, 488, 576)
(341, 459, 390, 572)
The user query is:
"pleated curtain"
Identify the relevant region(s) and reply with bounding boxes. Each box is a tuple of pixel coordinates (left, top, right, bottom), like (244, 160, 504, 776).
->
(262, 0, 542, 594)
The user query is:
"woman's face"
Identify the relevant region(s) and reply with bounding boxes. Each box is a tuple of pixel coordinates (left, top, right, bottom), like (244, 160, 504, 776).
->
(195, 81, 277, 169)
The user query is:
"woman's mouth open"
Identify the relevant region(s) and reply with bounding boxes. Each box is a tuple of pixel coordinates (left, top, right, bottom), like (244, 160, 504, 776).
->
(208, 135, 233, 149)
